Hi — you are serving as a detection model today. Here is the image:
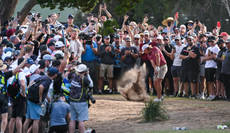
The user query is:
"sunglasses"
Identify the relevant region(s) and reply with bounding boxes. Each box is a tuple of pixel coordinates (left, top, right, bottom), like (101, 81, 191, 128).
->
(154, 36, 158, 37)
(81, 26, 86, 28)
(188, 24, 193, 26)
(187, 40, 192, 42)
(163, 39, 168, 41)
(134, 38, 139, 40)
(175, 39, 179, 41)
(175, 32, 179, 34)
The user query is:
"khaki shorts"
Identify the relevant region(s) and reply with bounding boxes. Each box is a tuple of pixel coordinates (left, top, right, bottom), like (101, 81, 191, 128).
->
(154, 65, 168, 81)
(99, 64, 114, 78)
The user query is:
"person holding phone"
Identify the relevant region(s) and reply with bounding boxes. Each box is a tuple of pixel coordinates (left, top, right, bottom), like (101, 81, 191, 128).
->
(162, 16, 179, 34)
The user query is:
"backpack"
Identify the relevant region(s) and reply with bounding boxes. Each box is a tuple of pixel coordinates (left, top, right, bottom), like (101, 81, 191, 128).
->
(27, 78, 43, 104)
(7, 72, 21, 99)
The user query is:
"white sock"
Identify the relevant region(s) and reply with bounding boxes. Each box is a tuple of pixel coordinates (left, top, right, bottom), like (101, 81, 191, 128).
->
(201, 92, 204, 96)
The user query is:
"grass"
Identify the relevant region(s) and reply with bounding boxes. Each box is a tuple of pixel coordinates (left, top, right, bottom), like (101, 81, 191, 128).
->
(135, 129, 230, 133)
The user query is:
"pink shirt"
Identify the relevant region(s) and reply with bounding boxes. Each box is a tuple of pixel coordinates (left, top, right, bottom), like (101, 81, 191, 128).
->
(147, 46, 166, 66)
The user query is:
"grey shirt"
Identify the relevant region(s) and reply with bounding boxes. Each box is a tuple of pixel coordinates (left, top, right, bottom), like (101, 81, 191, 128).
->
(29, 74, 41, 82)
(50, 100, 71, 127)
(221, 50, 230, 74)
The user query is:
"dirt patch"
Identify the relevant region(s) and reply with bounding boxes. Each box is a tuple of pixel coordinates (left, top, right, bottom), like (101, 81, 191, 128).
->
(86, 95, 230, 133)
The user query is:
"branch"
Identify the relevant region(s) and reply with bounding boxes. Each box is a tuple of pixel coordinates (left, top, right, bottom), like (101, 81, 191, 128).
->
(18, 0, 37, 25)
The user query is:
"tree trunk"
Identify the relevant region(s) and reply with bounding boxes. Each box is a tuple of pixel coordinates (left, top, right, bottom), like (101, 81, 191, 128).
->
(0, 0, 19, 21)
(19, 0, 37, 25)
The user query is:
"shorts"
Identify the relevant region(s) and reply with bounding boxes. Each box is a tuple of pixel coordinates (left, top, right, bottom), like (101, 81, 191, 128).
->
(40, 100, 50, 121)
(70, 102, 88, 121)
(12, 95, 27, 118)
(205, 68, 216, 82)
(154, 65, 168, 81)
(99, 64, 114, 78)
(199, 64, 205, 77)
(113, 67, 122, 80)
(180, 71, 198, 83)
(217, 70, 224, 82)
(0, 104, 8, 114)
(49, 124, 68, 133)
(171, 66, 181, 78)
(26, 100, 41, 120)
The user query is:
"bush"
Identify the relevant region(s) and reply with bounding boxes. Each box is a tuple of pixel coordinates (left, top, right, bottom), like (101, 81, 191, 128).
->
(140, 99, 169, 122)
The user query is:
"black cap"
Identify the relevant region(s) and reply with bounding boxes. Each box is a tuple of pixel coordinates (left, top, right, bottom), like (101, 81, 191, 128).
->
(38, 60, 45, 69)
(216, 38, 225, 45)
(87, 13, 93, 17)
(207, 36, 216, 42)
(163, 35, 169, 40)
(39, 45, 47, 52)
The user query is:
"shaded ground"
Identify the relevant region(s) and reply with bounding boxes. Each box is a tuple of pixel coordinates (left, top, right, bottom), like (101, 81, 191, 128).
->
(86, 95, 230, 133)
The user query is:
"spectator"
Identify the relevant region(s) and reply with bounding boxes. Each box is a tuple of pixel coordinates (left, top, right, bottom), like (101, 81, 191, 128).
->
(98, 36, 115, 94)
(49, 93, 71, 133)
(64, 14, 79, 29)
(142, 44, 167, 102)
(179, 36, 200, 98)
(69, 30, 83, 63)
(47, 39, 56, 55)
(219, 32, 228, 42)
(68, 64, 93, 133)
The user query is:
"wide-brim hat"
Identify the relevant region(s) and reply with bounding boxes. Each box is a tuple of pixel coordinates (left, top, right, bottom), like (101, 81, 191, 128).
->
(162, 17, 179, 26)
(0, 60, 7, 70)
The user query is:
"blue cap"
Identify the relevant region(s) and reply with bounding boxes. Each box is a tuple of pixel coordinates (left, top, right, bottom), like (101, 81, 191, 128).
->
(50, 34, 55, 38)
(1, 39, 9, 45)
(14, 50, 20, 56)
(68, 14, 74, 19)
(103, 36, 110, 39)
(26, 58, 35, 65)
(43, 54, 53, 61)
(4, 47, 14, 53)
(48, 67, 59, 75)
(47, 39, 56, 47)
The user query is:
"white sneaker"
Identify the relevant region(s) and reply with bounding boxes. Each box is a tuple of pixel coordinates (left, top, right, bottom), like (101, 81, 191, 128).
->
(200, 95, 205, 99)
(163, 94, 167, 97)
(161, 96, 164, 101)
(154, 98, 162, 102)
(206, 96, 214, 100)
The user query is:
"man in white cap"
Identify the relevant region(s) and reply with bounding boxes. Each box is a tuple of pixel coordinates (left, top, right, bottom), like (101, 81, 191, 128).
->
(132, 34, 141, 52)
(29, 64, 41, 82)
(68, 64, 93, 133)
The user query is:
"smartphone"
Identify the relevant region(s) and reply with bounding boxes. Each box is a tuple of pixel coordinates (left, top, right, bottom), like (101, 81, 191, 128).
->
(37, 13, 41, 18)
(48, 15, 51, 18)
(31, 17, 35, 22)
(17, 12, 20, 18)
(175, 12, 178, 18)
(145, 14, 148, 18)
(217, 21, 221, 27)
(58, 13, 61, 17)
(210, 51, 213, 54)
(195, 19, 199, 24)
(45, 19, 48, 24)
(168, 21, 171, 27)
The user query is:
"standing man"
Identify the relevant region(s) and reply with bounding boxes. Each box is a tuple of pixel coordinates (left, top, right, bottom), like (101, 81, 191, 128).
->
(69, 30, 83, 63)
(98, 36, 115, 94)
(64, 14, 79, 29)
(203, 36, 220, 100)
(121, 37, 138, 72)
(142, 44, 167, 102)
(179, 36, 200, 98)
(68, 64, 93, 133)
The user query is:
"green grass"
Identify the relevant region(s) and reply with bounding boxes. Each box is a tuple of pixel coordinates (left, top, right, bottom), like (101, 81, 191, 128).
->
(135, 129, 230, 133)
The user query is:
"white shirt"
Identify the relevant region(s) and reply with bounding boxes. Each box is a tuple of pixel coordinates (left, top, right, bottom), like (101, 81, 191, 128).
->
(205, 45, 220, 68)
(173, 44, 186, 66)
(69, 39, 84, 63)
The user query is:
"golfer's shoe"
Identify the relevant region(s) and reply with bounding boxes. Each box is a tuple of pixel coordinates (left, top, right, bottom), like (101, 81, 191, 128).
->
(154, 98, 162, 102)
(161, 96, 164, 101)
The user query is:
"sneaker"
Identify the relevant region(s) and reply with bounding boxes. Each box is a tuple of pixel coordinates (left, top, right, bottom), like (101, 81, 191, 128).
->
(163, 94, 167, 97)
(211, 96, 220, 101)
(161, 96, 164, 101)
(200, 95, 205, 99)
(183, 94, 189, 98)
(206, 96, 214, 100)
(189, 95, 196, 99)
(154, 98, 162, 102)
(98, 91, 103, 95)
(109, 89, 113, 94)
(178, 93, 183, 97)
(174, 92, 178, 97)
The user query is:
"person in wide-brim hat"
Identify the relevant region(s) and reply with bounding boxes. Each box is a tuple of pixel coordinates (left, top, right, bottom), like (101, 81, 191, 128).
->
(162, 17, 179, 26)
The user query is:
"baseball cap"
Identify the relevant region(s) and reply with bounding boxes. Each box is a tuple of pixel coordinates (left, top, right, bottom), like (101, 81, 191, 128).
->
(26, 58, 35, 65)
(126, 37, 131, 42)
(6, 29, 14, 37)
(75, 64, 89, 73)
(163, 35, 169, 40)
(87, 13, 93, 17)
(38, 60, 45, 69)
(161, 31, 167, 35)
(9, 35, 17, 42)
(186, 36, 194, 40)
(220, 32, 228, 37)
(54, 35, 62, 41)
(180, 24, 186, 29)
(103, 36, 110, 39)
(48, 67, 59, 75)
(4, 47, 14, 53)
(207, 36, 216, 42)
(47, 39, 56, 47)
(114, 34, 120, 38)
(68, 14, 74, 19)
(216, 39, 225, 44)
(6, 42, 15, 48)
(2, 51, 12, 62)
(43, 54, 53, 61)
(156, 35, 163, 40)
(142, 44, 152, 52)
(143, 30, 149, 36)
(188, 20, 194, 24)
(14, 50, 20, 56)
(174, 28, 180, 31)
(225, 38, 230, 43)
(55, 41, 64, 48)
(52, 60, 61, 67)
(134, 34, 140, 39)
(1, 39, 9, 45)
(54, 50, 64, 57)
(174, 36, 181, 40)
(29, 64, 40, 73)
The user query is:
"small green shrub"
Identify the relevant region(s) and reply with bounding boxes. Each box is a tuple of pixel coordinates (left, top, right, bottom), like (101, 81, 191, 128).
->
(140, 99, 169, 122)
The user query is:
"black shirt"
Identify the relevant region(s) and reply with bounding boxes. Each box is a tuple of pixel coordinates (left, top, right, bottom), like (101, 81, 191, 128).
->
(180, 45, 200, 72)
(162, 44, 174, 66)
(34, 75, 52, 102)
(98, 44, 115, 65)
(217, 47, 227, 71)
(121, 46, 138, 67)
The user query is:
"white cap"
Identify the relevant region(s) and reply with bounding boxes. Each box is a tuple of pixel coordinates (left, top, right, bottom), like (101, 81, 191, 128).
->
(156, 35, 163, 40)
(23, 67, 31, 76)
(143, 30, 149, 36)
(54, 35, 62, 41)
(75, 64, 89, 73)
(142, 44, 152, 52)
(29, 64, 40, 73)
(19, 25, 29, 33)
(134, 34, 140, 38)
(180, 24, 186, 29)
(54, 50, 64, 57)
(2, 51, 12, 62)
(55, 41, 64, 48)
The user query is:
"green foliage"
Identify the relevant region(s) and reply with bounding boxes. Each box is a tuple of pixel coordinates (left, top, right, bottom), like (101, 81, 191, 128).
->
(73, 10, 86, 27)
(141, 99, 169, 122)
(98, 19, 119, 36)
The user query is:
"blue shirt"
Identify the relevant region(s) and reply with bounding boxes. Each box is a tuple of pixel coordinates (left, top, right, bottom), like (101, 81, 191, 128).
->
(81, 42, 97, 62)
(113, 45, 124, 68)
(50, 100, 71, 127)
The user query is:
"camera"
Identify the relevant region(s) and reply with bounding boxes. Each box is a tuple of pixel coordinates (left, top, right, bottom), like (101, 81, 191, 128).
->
(17, 12, 20, 18)
(125, 20, 129, 26)
(31, 17, 35, 22)
(168, 21, 171, 27)
(78, 32, 93, 45)
(210, 51, 213, 54)
(37, 13, 41, 18)
(86, 92, 96, 104)
(90, 20, 95, 25)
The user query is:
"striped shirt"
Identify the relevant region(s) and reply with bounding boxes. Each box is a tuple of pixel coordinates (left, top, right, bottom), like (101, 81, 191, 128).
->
(221, 50, 230, 74)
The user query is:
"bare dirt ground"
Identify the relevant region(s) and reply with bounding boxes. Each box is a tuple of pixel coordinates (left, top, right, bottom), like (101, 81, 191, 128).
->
(86, 95, 230, 133)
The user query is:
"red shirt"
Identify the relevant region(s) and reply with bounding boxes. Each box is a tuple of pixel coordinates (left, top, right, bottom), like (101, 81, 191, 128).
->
(147, 46, 166, 66)
(139, 42, 157, 61)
